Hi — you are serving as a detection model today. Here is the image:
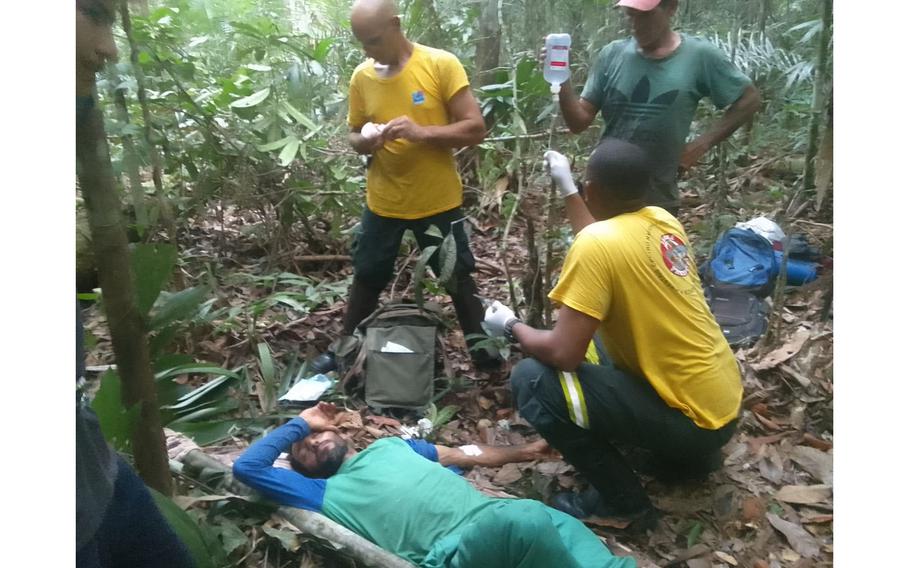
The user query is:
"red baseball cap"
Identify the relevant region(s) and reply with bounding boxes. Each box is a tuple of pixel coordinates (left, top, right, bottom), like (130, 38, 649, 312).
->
(616, 0, 662, 11)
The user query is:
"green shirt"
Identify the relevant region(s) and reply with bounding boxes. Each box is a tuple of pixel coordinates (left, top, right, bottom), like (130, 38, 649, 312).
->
(581, 34, 751, 209)
(321, 437, 497, 565)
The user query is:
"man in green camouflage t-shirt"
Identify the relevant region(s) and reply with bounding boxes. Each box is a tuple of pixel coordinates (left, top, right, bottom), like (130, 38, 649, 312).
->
(554, 0, 761, 214)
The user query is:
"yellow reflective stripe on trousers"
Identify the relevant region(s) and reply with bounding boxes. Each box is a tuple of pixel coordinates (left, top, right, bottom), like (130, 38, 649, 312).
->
(584, 340, 600, 365)
(559, 371, 590, 429)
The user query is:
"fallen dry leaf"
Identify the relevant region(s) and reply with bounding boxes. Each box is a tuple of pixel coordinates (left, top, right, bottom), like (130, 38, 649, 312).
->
(740, 496, 766, 523)
(492, 463, 523, 485)
(752, 329, 811, 371)
(670, 545, 710, 564)
(747, 433, 789, 454)
(753, 411, 783, 432)
(789, 446, 833, 485)
(766, 513, 820, 558)
(800, 433, 833, 452)
(583, 515, 633, 530)
(366, 415, 402, 429)
(715, 550, 738, 565)
(775, 485, 832, 505)
(684, 557, 712, 568)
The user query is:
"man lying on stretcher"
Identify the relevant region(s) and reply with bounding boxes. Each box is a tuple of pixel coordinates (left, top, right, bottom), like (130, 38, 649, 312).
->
(233, 402, 635, 567)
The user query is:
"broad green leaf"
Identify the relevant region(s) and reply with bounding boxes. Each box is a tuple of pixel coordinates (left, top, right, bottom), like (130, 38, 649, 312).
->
(187, 36, 209, 49)
(278, 138, 301, 166)
(90, 371, 140, 452)
(413, 245, 438, 309)
(262, 527, 300, 552)
(168, 399, 239, 423)
(149, 488, 224, 568)
(229, 87, 270, 109)
(168, 420, 238, 447)
(156, 365, 242, 382)
(216, 521, 248, 556)
(131, 243, 178, 316)
(257, 135, 295, 152)
(282, 102, 318, 131)
(313, 38, 335, 63)
(424, 224, 444, 239)
(163, 375, 237, 411)
(432, 404, 460, 428)
(686, 521, 704, 548)
(479, 82, 513, 92)
(150, 286, 208, 330)
(258, 343, 275, 384)
(438, 232, 457, 285)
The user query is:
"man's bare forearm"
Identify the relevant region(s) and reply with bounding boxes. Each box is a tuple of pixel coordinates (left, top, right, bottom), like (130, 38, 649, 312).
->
(558, 82, 597, 134)
(349, 131, 377, 155)
(436, 441, 546, 468)
(564, 194, 596, 236)
(691, 85, 761, 154)
(421, 118, 485, 149)
(513, 323, 582, 371)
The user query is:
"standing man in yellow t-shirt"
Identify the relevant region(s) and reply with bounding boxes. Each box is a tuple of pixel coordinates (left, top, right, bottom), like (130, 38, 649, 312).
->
(484, 138, 742, 533)
(312, 0, 500, 372)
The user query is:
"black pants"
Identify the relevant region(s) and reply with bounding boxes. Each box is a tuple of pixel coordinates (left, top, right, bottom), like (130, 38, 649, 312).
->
(343, 207, 486, 348)
(511, 355, 737, 514)
(77, 457, 194, 568)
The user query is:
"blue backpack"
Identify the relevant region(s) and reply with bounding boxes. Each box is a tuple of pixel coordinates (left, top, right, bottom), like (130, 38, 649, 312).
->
(704, 227, 778, 297)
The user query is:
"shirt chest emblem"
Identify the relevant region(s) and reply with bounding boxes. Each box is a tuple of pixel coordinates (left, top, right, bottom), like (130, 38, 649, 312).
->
(411, 90, 426, 105)
(660, 233, 690, 277)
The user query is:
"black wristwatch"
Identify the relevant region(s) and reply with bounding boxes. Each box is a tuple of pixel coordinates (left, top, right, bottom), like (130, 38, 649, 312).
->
(503, 318, 521, 343)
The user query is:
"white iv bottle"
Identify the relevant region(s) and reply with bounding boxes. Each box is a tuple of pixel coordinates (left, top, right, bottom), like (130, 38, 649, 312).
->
(543, 33, 572, 95)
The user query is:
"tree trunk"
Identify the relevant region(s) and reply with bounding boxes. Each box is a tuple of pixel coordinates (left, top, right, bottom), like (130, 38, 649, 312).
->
(813, 97, 834, 214)
(120, 0, 185, 288)
(76, 102, 173, 496)
(473, 0, 501, 87)
(759, 0, 772, 38)
(802, 0, 832, 193)
(112, 87, 148, 236)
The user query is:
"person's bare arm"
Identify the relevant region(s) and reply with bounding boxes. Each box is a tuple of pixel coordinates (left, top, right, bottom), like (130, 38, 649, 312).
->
(563, 193, 596, 235)
(381, 87, 485, 148)
(512, 304, 600, 371)
(348, 126, 384, 155)
(435, 438, 551, 468)
(559, 82, 599, 134)
(679, 84, 761, 170)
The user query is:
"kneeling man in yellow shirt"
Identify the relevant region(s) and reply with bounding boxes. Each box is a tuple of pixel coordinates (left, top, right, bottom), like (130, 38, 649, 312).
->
(484, 138, 742, 533)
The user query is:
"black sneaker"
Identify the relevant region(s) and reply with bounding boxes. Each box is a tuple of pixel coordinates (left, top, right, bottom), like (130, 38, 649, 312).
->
(310, 351, 337, 374)
(550, 487, 659, 534)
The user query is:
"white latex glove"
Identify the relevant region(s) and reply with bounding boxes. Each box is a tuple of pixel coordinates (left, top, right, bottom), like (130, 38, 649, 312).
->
(544, 150, 577, 197)
(484, 301, 519, 337)
(361, 122, 386, 140)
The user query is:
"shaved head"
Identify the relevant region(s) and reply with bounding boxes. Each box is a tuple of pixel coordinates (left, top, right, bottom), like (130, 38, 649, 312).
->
(351, 0, 398, 28)
(350, 0, 407, 65)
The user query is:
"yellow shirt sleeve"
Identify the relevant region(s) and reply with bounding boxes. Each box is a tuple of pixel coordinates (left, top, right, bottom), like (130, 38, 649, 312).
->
(548, 230, 613, 322)
(347, 72, 367, 129)
(436, 52, 470, 102)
